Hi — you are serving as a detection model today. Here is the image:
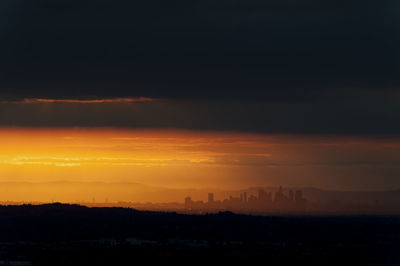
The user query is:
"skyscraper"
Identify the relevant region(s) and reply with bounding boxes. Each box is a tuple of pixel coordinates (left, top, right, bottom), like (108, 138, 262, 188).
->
(185, 197, 192, 209)
(208, 193, 214, 203)
(295, 190, 303, 202)
(258, 189, 266, 201)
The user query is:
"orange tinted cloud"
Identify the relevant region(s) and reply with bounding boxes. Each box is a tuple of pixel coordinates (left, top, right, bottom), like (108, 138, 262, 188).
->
(17, 97, 154, 104)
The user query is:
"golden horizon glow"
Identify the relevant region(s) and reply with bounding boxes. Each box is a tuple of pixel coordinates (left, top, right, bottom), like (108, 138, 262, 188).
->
(0, 127, 399, 202)
(0, 128, 275, 183)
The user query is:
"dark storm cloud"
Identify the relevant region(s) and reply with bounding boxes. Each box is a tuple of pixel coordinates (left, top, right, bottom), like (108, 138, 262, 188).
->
(0, 0, 399, 134)
(1, 91, 400, 134)
(0, 0, 399, 100)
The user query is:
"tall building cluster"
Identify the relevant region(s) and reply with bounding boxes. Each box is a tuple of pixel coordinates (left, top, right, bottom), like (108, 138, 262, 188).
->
(185, 186, 308, 213)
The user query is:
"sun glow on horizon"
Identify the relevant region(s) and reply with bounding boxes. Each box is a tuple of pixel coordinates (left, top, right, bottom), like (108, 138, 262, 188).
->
(0, 127, 399, 202)
(0, 128, 277, 187)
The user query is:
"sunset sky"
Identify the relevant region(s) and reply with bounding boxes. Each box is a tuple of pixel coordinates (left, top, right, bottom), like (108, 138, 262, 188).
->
(0, 0, 399, 202)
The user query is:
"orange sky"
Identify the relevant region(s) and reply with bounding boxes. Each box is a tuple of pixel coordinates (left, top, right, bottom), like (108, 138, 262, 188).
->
(0, 127, 399, 202)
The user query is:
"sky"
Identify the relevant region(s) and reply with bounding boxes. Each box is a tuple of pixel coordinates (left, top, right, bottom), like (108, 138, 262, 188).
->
(0, 0, 399, 201)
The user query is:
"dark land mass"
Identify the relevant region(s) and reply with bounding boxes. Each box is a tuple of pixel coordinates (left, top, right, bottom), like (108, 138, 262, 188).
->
(0, 204, 399, 265)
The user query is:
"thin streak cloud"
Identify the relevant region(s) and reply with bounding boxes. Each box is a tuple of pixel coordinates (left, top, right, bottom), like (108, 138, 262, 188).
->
(19, 97, 155, 104)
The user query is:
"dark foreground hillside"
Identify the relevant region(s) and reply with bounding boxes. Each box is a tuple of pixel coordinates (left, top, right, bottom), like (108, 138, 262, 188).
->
(0, 204, 399, 265)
